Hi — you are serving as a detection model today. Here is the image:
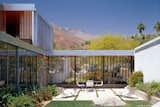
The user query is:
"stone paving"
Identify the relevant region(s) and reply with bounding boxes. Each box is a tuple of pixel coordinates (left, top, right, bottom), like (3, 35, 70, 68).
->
(112, 88, 144, 101)
(52, 88, 145, 106)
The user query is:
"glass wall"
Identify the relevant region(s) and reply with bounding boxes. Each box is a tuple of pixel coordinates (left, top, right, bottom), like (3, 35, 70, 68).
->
(0, 41, 48, 89)
(37, 55, 49, 87)
(18, 49, 38, 88)
(49, 56, 134, 84)
(0, 41, 16, 85)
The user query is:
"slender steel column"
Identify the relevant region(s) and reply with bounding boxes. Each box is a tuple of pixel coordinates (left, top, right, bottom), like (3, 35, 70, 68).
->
(16, 46, 20, 92)
(32, 55, 34, 87)
(102, 56, 105, 82)
(74, 56, 76, 84)
(6, 45, 9, 85)
(131, 56, 134, 73)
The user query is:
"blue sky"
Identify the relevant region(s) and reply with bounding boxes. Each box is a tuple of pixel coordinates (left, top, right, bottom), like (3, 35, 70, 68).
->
(0, 0, 160, 36)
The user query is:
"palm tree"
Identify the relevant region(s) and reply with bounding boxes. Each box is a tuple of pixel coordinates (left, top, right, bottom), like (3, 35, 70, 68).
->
(154, 21, 160, 33)
(137, 23, 146, 35)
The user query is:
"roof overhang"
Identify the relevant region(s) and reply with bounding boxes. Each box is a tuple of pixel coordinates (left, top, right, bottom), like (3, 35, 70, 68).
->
(0, 4, 35, 11)
(135, 34, 160, 53)
(0, 32, 44, 55)
(46, 50, 134, 56)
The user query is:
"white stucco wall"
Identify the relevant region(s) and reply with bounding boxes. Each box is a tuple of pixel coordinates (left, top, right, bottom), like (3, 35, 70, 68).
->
(135, 43, 160, 82)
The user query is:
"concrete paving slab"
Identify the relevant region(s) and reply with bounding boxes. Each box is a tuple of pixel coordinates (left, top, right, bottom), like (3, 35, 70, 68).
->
(93, 89, 126, 106)
(76, 89, 97, 101)
(53, 88, 80, 101)
(113, 88, 144, 101)
(53, 88, 145, 106)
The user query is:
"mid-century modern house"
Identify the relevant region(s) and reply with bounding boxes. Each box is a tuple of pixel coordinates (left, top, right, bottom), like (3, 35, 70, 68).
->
(0, 4, 159, 91)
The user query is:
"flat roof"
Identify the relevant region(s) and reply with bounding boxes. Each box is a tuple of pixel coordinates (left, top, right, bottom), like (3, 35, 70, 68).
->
(135, 34, 160, 53)
(0, 4, 35, 11)
(0, 50, 38, 56)
(0, 32, 44, 55)
(46, 50, 134, 56)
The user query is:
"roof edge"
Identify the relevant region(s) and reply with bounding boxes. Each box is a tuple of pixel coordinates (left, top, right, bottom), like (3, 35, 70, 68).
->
(0, 3, 36, 11)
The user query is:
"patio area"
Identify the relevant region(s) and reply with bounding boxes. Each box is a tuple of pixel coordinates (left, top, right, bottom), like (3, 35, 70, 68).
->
(51, 88, 146, 106)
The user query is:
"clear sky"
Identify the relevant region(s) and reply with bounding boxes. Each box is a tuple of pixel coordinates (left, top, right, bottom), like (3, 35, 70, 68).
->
(0, 0, 160, 36)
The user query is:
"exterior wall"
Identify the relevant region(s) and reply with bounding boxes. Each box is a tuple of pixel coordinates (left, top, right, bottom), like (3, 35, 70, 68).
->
(0, 11, 6, 31)
(135, 41, 160, 82)
(19, 11, 32, 40)
(49, 57, 70, 83)
(0, 11, 32, 42)
(0, 4, 53, 50)
(34, 12, 53, 50)
(49, 56, 134, 84)
(37, 55, 49, 87)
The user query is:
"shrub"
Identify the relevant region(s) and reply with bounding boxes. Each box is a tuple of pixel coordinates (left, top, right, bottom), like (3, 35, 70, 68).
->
(47, 85, 58, 96)
(0, 85, 16, 107)
(37, 87, 52, 101)
(30, 85, 57, 107)
(8, 95, 35, 107)
(128, 71, 143, 87)
(0, 93, 12, 107)
(136, 82, 160, 96)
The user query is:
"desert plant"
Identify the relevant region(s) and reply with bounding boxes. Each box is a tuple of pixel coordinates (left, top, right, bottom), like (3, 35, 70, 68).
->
(128, 71, 143, 87)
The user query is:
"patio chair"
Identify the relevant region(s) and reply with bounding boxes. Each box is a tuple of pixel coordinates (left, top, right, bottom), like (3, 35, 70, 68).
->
(76, 81, 86, 88)
(86, 80, 94, 88)
(94, 81, 103, 87)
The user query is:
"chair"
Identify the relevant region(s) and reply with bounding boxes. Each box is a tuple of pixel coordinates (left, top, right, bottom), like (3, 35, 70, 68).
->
(76, 81, 86, 88)
(86, 80, 94, 88)
(94, 81, 103, 87)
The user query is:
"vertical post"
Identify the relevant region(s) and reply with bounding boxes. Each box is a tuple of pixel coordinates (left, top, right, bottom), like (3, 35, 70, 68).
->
(74, 56, 76, 84)
(16, 46, 19, 92)
(102, 56, 105, 83)
(32, 11, 35, 44)
(32, 55, 34, 88)
(131, 56, 134, 73)
(6, 45, 9, 85)
(37, 56, 40, 88)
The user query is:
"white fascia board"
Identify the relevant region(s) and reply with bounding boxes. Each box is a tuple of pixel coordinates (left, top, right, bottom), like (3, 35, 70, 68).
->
(135, 35, 160, 52)
(0, 4, 36, 11)
(46, 50, 134, 56)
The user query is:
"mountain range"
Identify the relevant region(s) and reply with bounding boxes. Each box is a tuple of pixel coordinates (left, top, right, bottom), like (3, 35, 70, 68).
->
(52, 23, 94, 50)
